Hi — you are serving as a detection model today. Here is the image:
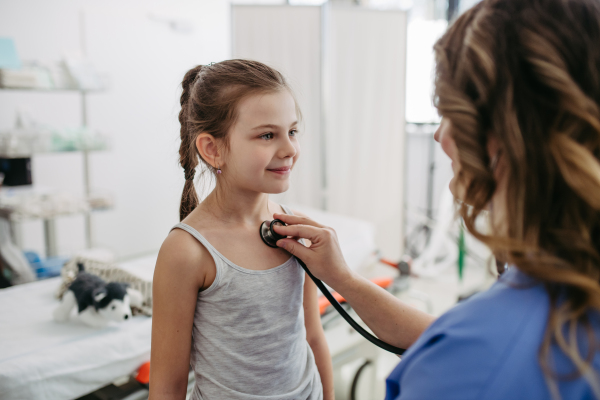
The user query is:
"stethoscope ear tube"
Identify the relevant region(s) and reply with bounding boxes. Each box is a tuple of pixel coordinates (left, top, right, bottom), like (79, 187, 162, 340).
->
(260, 220, 406, 355)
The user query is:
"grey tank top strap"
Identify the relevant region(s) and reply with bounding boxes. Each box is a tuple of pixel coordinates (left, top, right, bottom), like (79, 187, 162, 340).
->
(171, 222, 221, 258)
(170, 202, 295, 271)
(170, 222, 225, 296)
(280, 204, 293, 215)
(171, 202, 294, 262)
(172, 203, 296, 259)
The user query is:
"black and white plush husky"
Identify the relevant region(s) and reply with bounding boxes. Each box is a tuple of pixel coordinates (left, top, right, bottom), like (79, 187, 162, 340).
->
(53, 263, 143, 328)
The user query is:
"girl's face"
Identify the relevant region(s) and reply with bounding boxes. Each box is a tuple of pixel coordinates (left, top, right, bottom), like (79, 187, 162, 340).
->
(221, 90, 300, 194)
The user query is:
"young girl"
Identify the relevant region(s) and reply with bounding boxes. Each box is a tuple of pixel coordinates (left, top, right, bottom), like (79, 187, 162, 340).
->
(149, 60, 334, 400)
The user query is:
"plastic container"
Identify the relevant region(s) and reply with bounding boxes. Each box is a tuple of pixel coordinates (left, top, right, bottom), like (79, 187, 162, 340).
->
(24, 251, 69, 279)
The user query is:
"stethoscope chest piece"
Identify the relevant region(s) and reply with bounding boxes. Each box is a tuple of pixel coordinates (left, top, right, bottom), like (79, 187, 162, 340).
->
(259, 219, 287, 248)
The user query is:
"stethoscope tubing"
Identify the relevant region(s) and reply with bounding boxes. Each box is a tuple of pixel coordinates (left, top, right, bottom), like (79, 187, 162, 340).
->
(296, 257, 406, 355)
(260, 219, 406, 355)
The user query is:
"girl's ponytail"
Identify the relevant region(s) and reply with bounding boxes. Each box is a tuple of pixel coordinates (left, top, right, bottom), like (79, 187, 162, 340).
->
(178, 65, 203, 221)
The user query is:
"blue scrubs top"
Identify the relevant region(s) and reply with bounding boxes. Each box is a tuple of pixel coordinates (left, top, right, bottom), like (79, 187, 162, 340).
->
(386, 267, 600, 400)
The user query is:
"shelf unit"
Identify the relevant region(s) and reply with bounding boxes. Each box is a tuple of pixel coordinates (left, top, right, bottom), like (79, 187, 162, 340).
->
(0, 85, 108, 257)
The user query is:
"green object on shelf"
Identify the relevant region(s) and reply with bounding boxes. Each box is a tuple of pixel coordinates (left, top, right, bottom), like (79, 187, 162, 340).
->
(458, 221, 466, 281)
(50, 127, 110, 152)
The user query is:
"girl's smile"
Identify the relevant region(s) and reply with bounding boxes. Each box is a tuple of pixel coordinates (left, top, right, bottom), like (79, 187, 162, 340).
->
(267, 166, 292, 175)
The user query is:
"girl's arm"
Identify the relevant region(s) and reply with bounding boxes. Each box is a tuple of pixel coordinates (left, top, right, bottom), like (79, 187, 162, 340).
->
(303, 272, 335, 400)
(149, 230, 213, 400)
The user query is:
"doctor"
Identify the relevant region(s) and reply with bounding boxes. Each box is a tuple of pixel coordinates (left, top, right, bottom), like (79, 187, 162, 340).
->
(273, 0, 600, 398)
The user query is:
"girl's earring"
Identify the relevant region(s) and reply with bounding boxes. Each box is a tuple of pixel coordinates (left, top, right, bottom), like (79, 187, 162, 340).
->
(217, 165, 222, 175)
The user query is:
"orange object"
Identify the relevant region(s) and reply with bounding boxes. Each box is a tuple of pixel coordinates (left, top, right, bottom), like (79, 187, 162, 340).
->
(380, 258, 400, 268)
(135, 361, 151, 384)
(318, 276, 394, 315)
(318, 291, 346, 315)
(370, 276, 394, 289)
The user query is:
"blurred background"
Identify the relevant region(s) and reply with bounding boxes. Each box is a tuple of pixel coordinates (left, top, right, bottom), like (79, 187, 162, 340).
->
(0, 1, 497, 399)
(0, 0, 481, 264)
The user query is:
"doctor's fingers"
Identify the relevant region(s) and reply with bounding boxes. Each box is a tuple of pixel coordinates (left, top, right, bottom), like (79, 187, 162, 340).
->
(276, 227, 349, 284)
(273, 223, 325, 243)
(272, 213, 327, 229)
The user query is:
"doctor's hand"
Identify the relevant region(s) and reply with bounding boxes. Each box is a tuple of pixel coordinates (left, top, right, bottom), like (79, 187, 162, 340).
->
(273, 213, 435, 350)
(272, 213, 354, 288)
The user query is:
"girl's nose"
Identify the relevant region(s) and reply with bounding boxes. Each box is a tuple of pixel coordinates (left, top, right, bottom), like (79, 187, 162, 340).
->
(280, 136, 298, 158)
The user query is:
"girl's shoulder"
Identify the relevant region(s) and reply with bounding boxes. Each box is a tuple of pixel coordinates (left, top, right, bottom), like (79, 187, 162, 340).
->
(154, 225, 217, 291)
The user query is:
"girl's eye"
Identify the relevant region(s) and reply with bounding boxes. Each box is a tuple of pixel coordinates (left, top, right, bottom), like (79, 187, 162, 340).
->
(260, 133, 274, 140)
(289, 129, 298, 137)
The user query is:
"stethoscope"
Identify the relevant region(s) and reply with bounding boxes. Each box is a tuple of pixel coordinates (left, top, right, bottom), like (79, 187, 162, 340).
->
(260, 219, 406, 355)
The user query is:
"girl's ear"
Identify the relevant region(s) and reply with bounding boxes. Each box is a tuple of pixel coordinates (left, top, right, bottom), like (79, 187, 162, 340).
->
(196, 133, 222, 168)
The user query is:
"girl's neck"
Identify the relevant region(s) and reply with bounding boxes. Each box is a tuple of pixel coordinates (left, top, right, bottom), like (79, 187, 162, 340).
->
(201, 184, 274, 226)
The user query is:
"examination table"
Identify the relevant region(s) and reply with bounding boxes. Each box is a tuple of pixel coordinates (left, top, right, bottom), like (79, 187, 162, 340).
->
(0, 206, 378, 399)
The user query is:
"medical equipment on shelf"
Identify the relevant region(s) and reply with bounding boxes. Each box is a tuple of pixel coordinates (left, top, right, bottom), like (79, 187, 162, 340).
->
(0, 216, 35, 284)
(260, 219, 406, 355)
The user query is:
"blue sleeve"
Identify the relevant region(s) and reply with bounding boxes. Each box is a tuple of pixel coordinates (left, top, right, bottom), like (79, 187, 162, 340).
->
(386, 328, 505, 400)
(385, 270, 558, 400)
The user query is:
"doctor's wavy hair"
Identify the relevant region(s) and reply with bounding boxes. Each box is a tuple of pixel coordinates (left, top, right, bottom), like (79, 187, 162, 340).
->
(435, 0, 600, 395)
(177, 59, 298, 221)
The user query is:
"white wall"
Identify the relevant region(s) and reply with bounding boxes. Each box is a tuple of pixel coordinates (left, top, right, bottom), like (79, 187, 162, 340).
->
(0, 0, 451, 262)
(0, 0, 230, 259)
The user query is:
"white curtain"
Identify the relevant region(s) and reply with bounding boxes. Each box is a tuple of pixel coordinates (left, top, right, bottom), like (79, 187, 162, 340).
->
(232, 6, 324, 209)
(325, 8, 407, 259)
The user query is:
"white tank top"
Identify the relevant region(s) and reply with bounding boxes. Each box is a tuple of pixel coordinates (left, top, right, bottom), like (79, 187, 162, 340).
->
(171, 205, 323, 400)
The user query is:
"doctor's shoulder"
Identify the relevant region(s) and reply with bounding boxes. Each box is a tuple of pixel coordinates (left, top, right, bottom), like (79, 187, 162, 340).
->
(392, 268, 554, 399)
(425, 268, 550, 350)
(154, 227, 217, 292)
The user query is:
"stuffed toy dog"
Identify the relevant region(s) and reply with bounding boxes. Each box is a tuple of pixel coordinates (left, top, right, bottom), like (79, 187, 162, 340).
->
(53, 263, 143, 328)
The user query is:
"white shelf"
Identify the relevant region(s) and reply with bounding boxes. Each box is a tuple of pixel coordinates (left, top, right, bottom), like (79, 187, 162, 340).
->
(0, 86, 106, 93)
(0, 205, 114, 222)
(1, 83, 110, 255)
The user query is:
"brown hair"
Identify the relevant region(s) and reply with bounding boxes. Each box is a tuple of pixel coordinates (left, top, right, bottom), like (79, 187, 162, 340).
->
(178, 59, 296, 221)
(434, 0, 600, 393)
